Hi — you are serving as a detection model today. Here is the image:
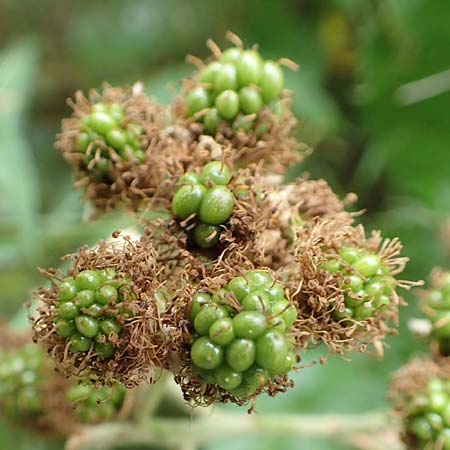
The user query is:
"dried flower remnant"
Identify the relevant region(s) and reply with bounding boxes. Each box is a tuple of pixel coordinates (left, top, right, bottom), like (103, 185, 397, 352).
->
(390, 356, 450, 450)
(32, 231, 182, 387)
(285, 218, 417, 356)
(173, 32, 305, 173)
(56, 83, 163, 212)
(172, 264, 300, 409)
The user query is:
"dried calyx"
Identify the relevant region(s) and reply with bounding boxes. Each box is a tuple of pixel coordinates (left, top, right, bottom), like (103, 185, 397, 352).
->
(171, 259, 300, 410)
(32, 230, 183, 387)
(285, 217, 416, 356)
(56, 83, 163, 212)
(173, 33, 304, 173)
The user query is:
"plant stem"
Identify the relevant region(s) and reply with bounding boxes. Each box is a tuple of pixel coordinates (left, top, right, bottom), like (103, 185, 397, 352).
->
(66, 410, 394, 450)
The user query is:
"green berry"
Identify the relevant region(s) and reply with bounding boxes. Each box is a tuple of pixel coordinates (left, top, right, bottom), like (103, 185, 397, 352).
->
(199, 62, 222, 84)
(75, 315, 100, 338)
(215, 365, 243, 390)
(198, 186, 235, 225)
(260, 61, 284, 102)
(439, 429, 450, 450)
(172, 184, 206, 220)
(426, 412, 443, 431)
(100, 318, 121, 335)
(236, 50, 262, 86)
(58, 301, 79, 320)
(86, 303, 103, 317)
(278, 352, 296, 375)
(55, 319, 76, 338)
(241, 291, 271, 312)
(209, 318, 235, 346)
(345, 275, 364, 293)
(194, 223, 221, 249)
(190, 293, 212, 322)
(268, 316, 286, 332)
(322, 259, 342, 273)
(106, 128, 127, 152)
(203, 108, 221, 134)
(255, 330, 289, 373)
(226, 339, 256, 372)
(215, 90, 239, 120)
(92, 103, 108, 114)
(271, 300, 297, 328)
(76, 270, 102, 291)
(194, 304, 228, 335)
(70, 333, 92, 352)
(199, 161, 232, 186)
(339, 247, 361, 264)
(232, 115, 255, 132)
(96, 284, 118, 305)
(89, 112, 117, 135)
(226, 276, 251, 302)
(353, 254, 381, 277)
(214, 63, 238, 92)
(221, 47, 242, 63)
(59, 278, 78, 301)
(76, 132, 90, 152)
(233, 311, 267, 339)
(239, 86, 263, 114)
(178, 172, 199, 187)
(186, 87, 210, 117)
(265, 283, 285, 302)
(95, 342, 116, 359)
(409, 416, 433, 441)
(245, 270, 273, 290)
(191, 337, 223, 370)
(67, 384, 92, 404)
(109, 103, 125, 123)
(244, 366, 268, 391)
(74, 290, 95, 308)
(429, 391, 449, 414)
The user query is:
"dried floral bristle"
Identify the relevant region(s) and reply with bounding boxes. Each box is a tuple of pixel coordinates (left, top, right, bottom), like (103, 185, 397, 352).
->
(284, 217, 418, 356)
(32, 230, 185, 387)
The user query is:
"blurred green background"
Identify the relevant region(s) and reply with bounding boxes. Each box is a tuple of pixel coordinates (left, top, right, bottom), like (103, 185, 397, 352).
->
(1, 0, 449, 449)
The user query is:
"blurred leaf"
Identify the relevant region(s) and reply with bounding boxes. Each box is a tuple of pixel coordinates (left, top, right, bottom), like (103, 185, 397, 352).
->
(0, 39, 41, 262)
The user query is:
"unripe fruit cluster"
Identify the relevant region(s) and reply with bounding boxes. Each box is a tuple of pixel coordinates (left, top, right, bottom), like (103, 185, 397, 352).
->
(66, 382, 126, 423)
(424, 272, 450, 350)
(322, 246, 393, 324)
(171, 162, 235, 248)
(54, 269, 127, 359)
(0, 344, 43, 418)
(406, 377, 450, 449)
(76, 102, 144, 171)
(189, 270, 297, 398)
(186, 46, 285, 134)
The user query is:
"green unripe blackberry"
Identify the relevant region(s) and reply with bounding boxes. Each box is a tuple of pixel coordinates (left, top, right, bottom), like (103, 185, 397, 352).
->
(66, 382, 126, 423)
(171, 163, 236, 249)
(423, 271, 450, 354)
(184, 41, 287, 135)
(322, 246, 394, 324)
(0, 344, 44, 418)
(188, 271, 297, 399)
(52, 269, 128, 359)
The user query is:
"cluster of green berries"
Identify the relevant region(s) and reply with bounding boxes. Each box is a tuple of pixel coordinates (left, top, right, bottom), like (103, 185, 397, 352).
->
(54, 269, 127, 359)
(171, 162, 235, 249)
(66, 382, 126, 423)
(322, 246, 393, 324)
(0, 344, 43, 418)
(186, 46, 285, 134)
(76, 102, 144, 172)
(424, 272, 450, 353)
(406, 377, 450, 449)
(189, 270, 297, 398)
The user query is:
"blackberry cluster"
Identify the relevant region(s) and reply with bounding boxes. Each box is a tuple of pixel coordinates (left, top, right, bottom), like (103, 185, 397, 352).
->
(323, 246, 393, 324)
(171, 162, 235, 248)
(423, 271, 450, 353)
(66, 382, 126, 423)
(405, 377, 450, 449)
(54, 269, 127, 359)
(189, 270, 297, 398)
(0, 344, 43, 418)
(77, 102, 144, 173)
(185, 45, 285, 134)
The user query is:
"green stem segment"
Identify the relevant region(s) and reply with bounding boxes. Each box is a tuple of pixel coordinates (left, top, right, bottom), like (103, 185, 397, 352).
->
(66, 411, 393, 450)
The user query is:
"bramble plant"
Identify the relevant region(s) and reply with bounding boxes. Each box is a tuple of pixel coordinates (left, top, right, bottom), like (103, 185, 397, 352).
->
(3, 31, 446, 450)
